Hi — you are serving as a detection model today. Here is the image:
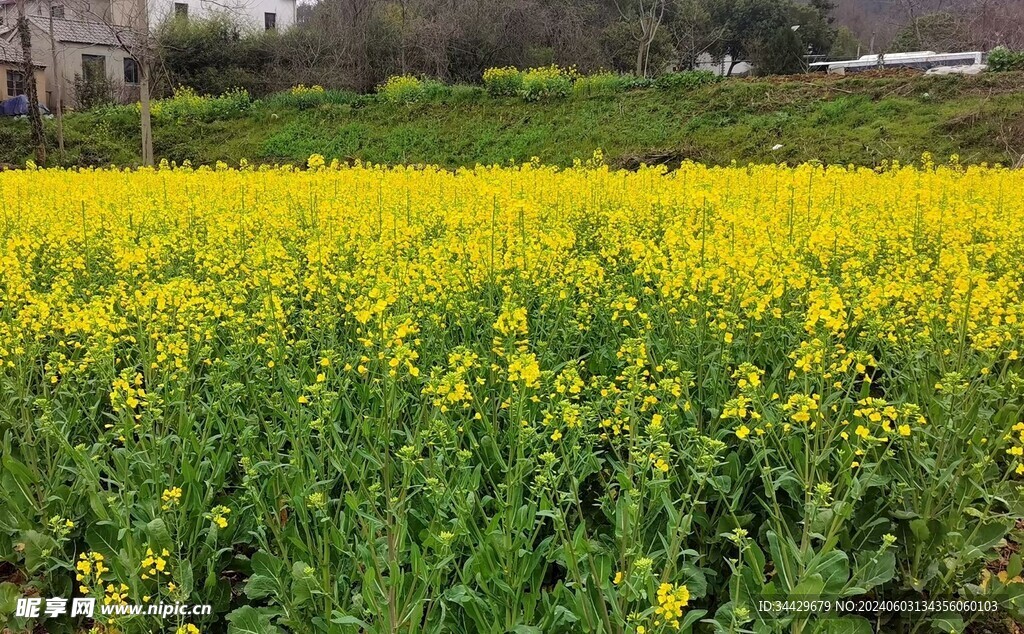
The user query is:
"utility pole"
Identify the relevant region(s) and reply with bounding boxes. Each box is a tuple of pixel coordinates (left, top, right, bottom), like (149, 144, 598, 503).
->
(16, 0, 46, 165)
(47, 0, 65, 162)
(90, 0, 153, 165)
(136, 0, 153, 166)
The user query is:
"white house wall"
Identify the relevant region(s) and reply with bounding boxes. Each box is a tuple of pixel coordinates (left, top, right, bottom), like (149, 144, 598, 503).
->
(21, 26, 138, 109)
(4, 0, 297, 33)
(1, 0, 110, 27)
(148, 0, 296, 31)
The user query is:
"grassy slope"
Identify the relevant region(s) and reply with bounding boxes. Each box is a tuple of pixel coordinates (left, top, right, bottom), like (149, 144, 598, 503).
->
(2, 71, 1024, 168)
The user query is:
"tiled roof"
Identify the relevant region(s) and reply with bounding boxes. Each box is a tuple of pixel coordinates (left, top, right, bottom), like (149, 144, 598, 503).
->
(0, 38, 24, 64)
(0, 37, 48, 67)
(27, 15, 139, 48)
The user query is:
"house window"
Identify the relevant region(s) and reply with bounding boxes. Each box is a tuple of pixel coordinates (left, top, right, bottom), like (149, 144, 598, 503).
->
(264, 12, 275, 30)
(51, 4, 65, 18)
(123, 58, 139, 84)
(174, 2, 188, 18)
(6, 69, 26, 97)
(82, 54, 106, 82)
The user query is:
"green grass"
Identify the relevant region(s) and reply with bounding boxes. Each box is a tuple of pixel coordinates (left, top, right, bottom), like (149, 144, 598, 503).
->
(2, 72, 1024, 168)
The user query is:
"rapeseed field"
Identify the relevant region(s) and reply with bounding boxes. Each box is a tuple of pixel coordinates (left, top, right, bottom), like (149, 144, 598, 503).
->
(2, 156, 1023, 633)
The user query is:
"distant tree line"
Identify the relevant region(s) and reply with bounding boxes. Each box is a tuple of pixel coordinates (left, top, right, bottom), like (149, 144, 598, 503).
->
(152, 0, 837, 95)
(834, 0, 1024, 55)
(150, 0, 1024, 96)
(888, 0, 1024, 53)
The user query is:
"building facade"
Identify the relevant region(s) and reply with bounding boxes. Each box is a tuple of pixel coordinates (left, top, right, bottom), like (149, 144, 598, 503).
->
(1, 15, 138, 110)
(2, 0, 295, 32)
(147, 0, 296, 31)
(1, 0, 295, 110)
(0, 38, 47, 103)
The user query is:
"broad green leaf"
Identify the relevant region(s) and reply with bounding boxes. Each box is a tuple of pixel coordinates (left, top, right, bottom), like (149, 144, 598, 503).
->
(330, 613, 368, 628)
(909, 518, 930, 543)
(244, 574, 279, 600)
(144, 518, 172, 551)
(19, 530, 56, 573)
(788, 573, 825, 601)
(226, 605, 280, 634)
(851, 549, 895, 593)
(0, 582, 19, 616)
(291, 561, 318, 605)
(930, 612, 965, 633)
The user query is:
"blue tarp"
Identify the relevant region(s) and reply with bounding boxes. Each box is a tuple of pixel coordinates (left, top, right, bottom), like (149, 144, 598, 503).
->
(0, 95, 49, 116)
(1, 95, 28, 116)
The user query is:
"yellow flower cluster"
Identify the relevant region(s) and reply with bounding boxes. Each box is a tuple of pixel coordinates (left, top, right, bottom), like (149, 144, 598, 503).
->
(141, 548, 170, 579)
(654, 582, 690, 627)
(307, 153, 326, 170)
(1007, 422, 1024, 474)
(482, 65, 577, 99)
(506, 352, 541, 389)
(306, 491, 327, 511)
(47, 515, 74, 538)
(103, 583, 130, 606)
(208, 505, 231, 529)
(290, 84, 325, 95)
(109, 372, 148, 415)
(377, 74, 427, 103)
(75, 551, 108, 594)
(162, 486, 183, 510)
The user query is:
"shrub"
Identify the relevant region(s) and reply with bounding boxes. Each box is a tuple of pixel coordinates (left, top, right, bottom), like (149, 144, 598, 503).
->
(155, 16, 272, 96)
(988, 46, 1024, 72)
(0, 124, 29, 165)
(622, 75, 655, 90)
(140, 86, 252, 124)
(519, 65, 575, 101)
(378, 75, 428, 104)
(84, 102, 140, 133)
(292, 84, 325, 96)
(482, 67, 524, 97)
(73, 72, 116, 111)
(447, 84, 486, 103)
(572, 71, 633, 97)
(420, 78, 451, 101)
(259, 86, 356, 111)
(89, 102, 135, 119)
(754, 25, 808, 76)
(654, 70, 720, 90)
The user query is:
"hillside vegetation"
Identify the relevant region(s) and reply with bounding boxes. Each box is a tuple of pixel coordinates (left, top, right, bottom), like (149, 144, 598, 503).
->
(2, 71, 1024, 168)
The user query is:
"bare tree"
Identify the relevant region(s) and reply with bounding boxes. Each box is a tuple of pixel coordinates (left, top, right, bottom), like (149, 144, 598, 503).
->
(898, 0, 926, 49)
(963, 0, 1024, 49)
(396, 0, 410, 74)
(16, 0, 46, 165)
(669, 0, 725, 70)
(613, 0, 668, 76)
(886, 0, 1024, 52)
(314, 0, 378, 90)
